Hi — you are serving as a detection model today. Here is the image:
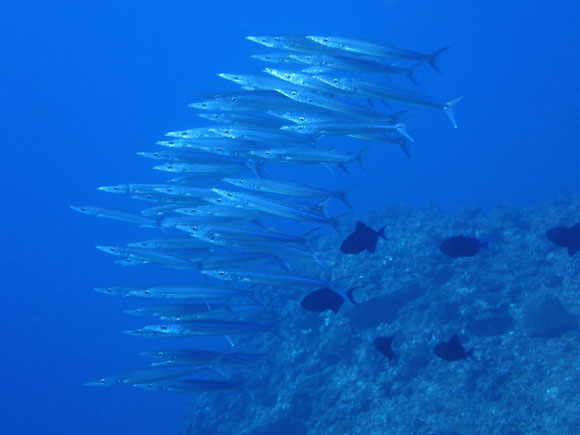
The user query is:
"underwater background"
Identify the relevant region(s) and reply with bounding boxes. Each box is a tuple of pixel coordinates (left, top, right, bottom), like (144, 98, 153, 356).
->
(1, 1, 579, 434)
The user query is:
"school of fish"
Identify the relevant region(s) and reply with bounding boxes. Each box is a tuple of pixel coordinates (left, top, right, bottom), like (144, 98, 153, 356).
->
(73, 35, 460, 394)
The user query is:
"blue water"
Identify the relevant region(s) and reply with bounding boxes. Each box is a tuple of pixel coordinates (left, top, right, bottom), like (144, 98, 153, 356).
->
(1, 1, 579, 434)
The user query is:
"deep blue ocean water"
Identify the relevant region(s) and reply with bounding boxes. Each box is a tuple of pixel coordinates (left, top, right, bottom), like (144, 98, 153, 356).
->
(1, 1, 579, 434)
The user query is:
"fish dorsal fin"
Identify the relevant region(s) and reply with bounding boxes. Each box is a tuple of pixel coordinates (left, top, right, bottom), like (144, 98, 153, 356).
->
(355, 221, 367, 232)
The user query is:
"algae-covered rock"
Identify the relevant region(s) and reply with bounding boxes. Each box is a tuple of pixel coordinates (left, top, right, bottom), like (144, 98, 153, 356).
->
(466, 305, 514, 337)
(523, 296, 577, 338)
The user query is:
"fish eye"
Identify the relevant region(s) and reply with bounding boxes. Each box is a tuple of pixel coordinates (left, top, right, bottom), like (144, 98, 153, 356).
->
(233, 75, 239, 80)
(265, 55, 271, 59)
(333, 78, 339, 83)
(298, 125, 304, 130)
(227, 192, 233, 197)
(166, 164, 173, 169)
(168, 140, 174, 145)
(238, 179, 244, 184)
(166, 187, 173, 192)
(202, 103, 207, 108)
(231, 97, 238, 102)
(160, 325, 167, 331)
(144, 290, 151, 295)
(219, 271, 225, 276)
(285, 74, 291, 79)
(291, 91, 297, 96)
(153, 152, 159, 157)
(323, 38, 329, 42)
(274, 37, 280, 41)
(99, 379, 105, 384)
(266, 150, 271, 155)
(146, 194, 152, 198)
(299, 116, 305, 122)
(306, 56, 312, 60)
(181, 131, 187, 137)
(80, 207, 86, 211)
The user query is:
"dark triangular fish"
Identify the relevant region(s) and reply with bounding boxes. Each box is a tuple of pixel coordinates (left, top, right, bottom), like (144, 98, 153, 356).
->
(546, 224, 580, 257)
(439, 235, 485, 257)
(340, 221, 386, 254)
(374, 335, 396, 361)
(300, 287, 358, 313)
(433, 334, 473, 361)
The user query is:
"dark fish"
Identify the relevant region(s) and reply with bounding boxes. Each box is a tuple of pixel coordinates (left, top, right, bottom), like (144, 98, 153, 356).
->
(546, 224, 580, 256)
(374, 335, 396, 361)
(340, 221, 386, 254)
(439, 235, 485, 257)
(433, 334, 473, 361)
(300, 287, 356, 313)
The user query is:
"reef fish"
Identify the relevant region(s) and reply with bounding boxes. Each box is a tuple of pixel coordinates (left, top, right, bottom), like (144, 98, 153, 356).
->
(433, 334, 473, 361)
(340, 221, 386, 254)
(546, 224, 580, 256)
(439, 235, 485, 258)
(300, 287, 353, 314)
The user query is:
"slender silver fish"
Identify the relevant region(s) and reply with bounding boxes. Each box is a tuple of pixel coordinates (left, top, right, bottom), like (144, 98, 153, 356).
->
(222, 177, 352, 208)
(70, 206, 157, 227)
(314, 74, 462, 128)
(307, 36, 449, 73)
(133, 377, 248, 394)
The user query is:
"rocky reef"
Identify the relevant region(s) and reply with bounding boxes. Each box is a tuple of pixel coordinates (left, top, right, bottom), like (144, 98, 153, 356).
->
(181, 192, 580, 435)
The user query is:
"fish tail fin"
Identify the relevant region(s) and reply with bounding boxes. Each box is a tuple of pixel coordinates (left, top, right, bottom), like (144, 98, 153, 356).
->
(320, 162, 335, 174)
(247, 160, 264, 178)
(395, 119, 414, 142)
(346, 286, 361, 305)
(272, 326, 289, 341)
(467, 348, 478, 362)
(317, 196, 333, 217)
(443, 96, 463, 129)
(234, 376, 254, 399)
(397, 137, 412, 158)
(378, 225, 387, 240)
(314, 255, 331, 280)
(356, 146, 369, 171)
(388, 110, 407, 124)
(405, 63, 421, 86)
(428, 46, 450, 73)
(336, 185, 356, 209)
(330, 211, 352, 236)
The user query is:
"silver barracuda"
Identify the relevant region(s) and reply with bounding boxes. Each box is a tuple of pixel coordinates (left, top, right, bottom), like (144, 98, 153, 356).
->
(306, 36, 449, 73)
(222, 177, 353, 208)
(133, 377, 249, 394)
(124, 319, 280, 338)
(70, 206, 157, 227)
(288, 53, 419, 84)
(124, 284, 255, 300)
(85, 365, 206, 388)
(314, 74, 462, 128)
